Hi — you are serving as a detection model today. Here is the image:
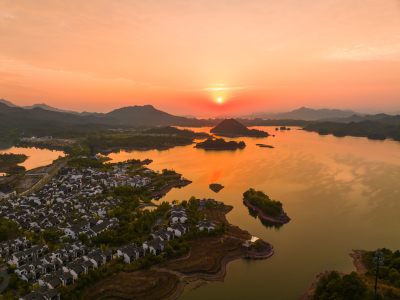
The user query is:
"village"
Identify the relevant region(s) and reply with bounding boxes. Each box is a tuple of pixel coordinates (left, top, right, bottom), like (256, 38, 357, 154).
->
(0, 160, 218, 300)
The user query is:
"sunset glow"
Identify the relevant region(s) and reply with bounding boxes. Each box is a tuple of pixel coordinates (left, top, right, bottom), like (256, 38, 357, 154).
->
(216, 97, 224, 105)
(0, 1, 399, 116)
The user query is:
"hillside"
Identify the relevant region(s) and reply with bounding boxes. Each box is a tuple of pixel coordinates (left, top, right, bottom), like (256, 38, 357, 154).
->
(0, 103, 208, 141)
(211, 119, 269, 137)
(105, 105, 205, 127)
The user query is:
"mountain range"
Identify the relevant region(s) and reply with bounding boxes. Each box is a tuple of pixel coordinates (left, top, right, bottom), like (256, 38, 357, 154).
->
(0, 99, 398, 137)
(245, 107, 357, 121)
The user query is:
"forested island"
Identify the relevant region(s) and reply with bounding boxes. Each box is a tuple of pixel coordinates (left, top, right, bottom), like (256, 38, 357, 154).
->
(195, 138, 246, 150)
(243, 189, 290, 225)
(211, 119, 269, 137)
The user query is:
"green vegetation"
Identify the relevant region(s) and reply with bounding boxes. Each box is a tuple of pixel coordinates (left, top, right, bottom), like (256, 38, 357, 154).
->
(314, 271, 371, 300)
(243, 189, 283, 217)
(86, 133, 194, 153)
(41, 228, 63, 248)
(92, 187, 171, 247)
(195, 137, 246, 150)
(67, 156, 105, 169)
(363, 249, 400, 288)
(0, 218, 21, 242)
(143, 126, 209, 139)
(0, 153, 27, 175)
(1, 273, 31, 299)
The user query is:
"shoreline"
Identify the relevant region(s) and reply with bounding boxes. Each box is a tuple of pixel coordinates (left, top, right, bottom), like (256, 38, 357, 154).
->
(243, 198, 290, 224)
(84, 204, 274, 300)
(301, 250, 369, 300)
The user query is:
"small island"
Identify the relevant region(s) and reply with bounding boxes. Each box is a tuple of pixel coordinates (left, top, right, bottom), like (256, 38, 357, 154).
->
(209, 183, 224, 193)
(243, 188, 290, 225)
(275, 126, 291, 131)
(195, 138, 246, 150)
(256, 143, 274, 148)
(211, 119, 269, 137)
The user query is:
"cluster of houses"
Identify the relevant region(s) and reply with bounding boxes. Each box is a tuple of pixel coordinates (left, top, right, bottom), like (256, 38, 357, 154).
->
(0, 161, 222, 299)
(8, 203, 216, 300)
(2, 239, 112, 300)
(115, 204, 216, 264)
(0, 165, 153, 237)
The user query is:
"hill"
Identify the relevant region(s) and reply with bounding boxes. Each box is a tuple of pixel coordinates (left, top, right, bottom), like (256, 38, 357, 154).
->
(211, 119, 268, 137)
(105, 105, 205, 127)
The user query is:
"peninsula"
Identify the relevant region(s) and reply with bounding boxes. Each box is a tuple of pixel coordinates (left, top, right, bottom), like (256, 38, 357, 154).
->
(210, 119, 269, 138)
(243, 188, 290, 225)
(0, 153, 27, 175)
(303, 248, 400, 299)
(0, 154, 273, 300)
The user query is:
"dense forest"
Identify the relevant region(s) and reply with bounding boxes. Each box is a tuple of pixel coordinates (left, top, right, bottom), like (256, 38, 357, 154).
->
(195, 138, 246, 150)
(243, 189, 283, 217)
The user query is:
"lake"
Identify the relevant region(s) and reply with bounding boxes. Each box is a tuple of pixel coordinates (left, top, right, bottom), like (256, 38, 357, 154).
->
(0, 147, 65, 171)
(107, 127, 400, 299)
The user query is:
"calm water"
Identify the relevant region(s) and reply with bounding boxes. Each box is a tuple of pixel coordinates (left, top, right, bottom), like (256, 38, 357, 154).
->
(107, 127, 400, 299)
(0, 147, 64, 171)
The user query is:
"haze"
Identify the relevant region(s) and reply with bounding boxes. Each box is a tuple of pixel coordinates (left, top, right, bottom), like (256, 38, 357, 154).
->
(0, 0, 399, 116)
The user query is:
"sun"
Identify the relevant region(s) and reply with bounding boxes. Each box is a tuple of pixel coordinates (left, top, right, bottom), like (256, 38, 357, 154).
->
(216, 96, 224, 104)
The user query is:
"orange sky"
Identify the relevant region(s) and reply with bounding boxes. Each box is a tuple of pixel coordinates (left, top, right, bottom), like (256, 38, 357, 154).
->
(0, 0, 400, 116)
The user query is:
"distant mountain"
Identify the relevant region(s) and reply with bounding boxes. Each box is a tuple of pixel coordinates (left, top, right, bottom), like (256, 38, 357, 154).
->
(0, 99, 18, 107)
(23, 103, 81, 115)
(211, 119, 269, 137)
(0, 99, 95, 115)
(323, 113, 400, 124)
(247, 107, 356, 121)
(104, 105, 206, 127)
(0, 102, 209, 140)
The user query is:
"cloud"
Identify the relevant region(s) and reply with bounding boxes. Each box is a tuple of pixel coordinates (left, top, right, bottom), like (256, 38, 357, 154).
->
(326, 43, 400, 61)
(203, 85, 253, 92)
(0, 12, 15, 20)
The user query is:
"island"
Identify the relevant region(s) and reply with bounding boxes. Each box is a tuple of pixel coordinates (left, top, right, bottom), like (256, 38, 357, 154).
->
(256, 143, 274, 148)
(195, 137, 246, 150)
(211, 118, 269, 138)
(243, 188, 290, 225)
(275, 126, 291, 131)
(209, 183, 224, 193)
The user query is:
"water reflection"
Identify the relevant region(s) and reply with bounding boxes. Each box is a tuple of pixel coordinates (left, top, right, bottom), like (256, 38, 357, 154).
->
(244, 205, 284, 229)
(106, 126, 400, 300)
(0, 147, 65, 170)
